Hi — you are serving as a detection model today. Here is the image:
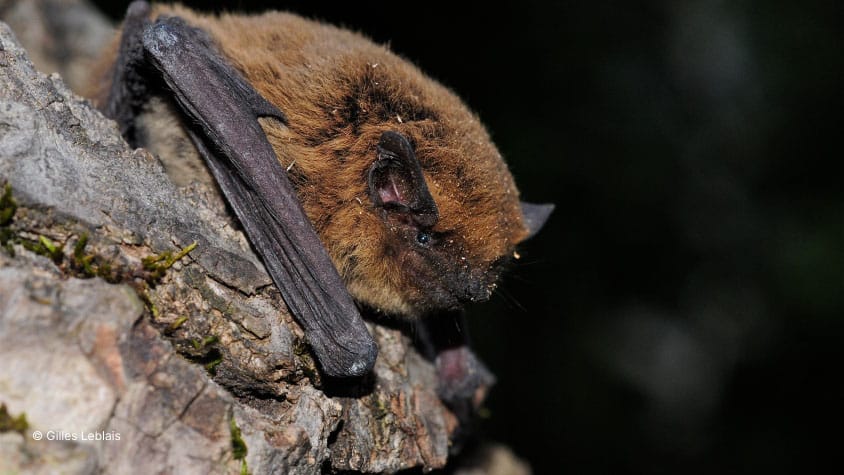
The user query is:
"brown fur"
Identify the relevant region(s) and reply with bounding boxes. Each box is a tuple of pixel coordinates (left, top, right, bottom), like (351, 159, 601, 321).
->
(90, 4, 530, 317)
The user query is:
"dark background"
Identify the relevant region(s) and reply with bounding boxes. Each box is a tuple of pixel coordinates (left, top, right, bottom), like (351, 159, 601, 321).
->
(94, 1, 842, 473)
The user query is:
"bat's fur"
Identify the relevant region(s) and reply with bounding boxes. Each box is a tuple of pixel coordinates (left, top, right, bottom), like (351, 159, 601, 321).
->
(89, 4, 530, 317)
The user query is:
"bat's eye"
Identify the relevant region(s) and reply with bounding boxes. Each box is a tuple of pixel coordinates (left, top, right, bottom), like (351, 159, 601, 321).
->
(416, 231, 432, 245)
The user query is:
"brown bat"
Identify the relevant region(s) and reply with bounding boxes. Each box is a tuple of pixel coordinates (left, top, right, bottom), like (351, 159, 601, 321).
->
(88, 2, 552, 400)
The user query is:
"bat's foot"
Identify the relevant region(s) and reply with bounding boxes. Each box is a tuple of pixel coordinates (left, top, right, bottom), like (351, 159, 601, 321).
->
(413, 311, 495, 428)
(435, 345, 495, 450)
(436, 345, 495, 408)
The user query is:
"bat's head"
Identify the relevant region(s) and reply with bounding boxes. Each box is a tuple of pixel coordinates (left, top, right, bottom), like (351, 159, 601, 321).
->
(348, 128, 553, 316)
(258, 32, 553, 317)
(281, 59, 553, 318)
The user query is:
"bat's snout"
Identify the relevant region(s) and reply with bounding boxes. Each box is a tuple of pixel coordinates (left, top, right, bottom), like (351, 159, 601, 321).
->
(454, 266, 502, 303)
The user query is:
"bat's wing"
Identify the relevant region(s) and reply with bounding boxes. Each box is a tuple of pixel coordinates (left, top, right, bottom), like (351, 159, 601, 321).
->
(109, 2, 377, 377)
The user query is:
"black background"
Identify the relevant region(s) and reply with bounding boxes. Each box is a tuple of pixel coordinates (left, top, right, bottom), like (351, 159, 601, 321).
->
(94, 1, 843, 473)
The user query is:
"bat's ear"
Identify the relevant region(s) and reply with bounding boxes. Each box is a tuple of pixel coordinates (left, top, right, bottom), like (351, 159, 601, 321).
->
(520, 201, 554, 240)
(368, 131, 439, 227)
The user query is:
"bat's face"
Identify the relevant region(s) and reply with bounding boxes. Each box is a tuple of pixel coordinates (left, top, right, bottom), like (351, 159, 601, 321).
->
(352, 127, 530, 316)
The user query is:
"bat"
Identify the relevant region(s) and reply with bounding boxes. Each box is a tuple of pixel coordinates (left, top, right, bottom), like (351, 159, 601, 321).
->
(88, 1, 553, 401)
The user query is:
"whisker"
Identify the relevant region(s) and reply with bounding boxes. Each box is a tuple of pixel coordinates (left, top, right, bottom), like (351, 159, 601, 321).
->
(513, 259, 546, 267)
(494, 287, 527, 313)
(506, 273, 533, 284)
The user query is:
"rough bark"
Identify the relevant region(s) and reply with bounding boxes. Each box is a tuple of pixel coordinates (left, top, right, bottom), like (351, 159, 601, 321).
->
(0, 0, 114, 94)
